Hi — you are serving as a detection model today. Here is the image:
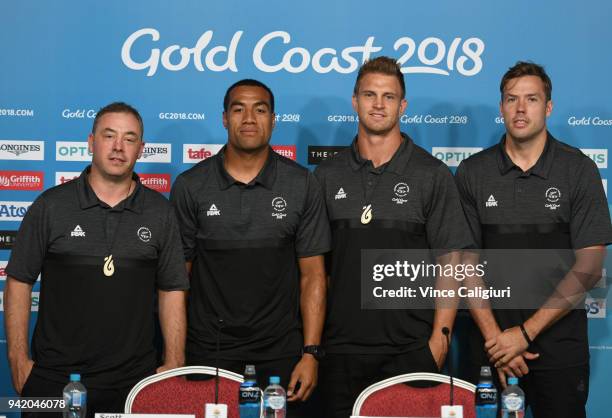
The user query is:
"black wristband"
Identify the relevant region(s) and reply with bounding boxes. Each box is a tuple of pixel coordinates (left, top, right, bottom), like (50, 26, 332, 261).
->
(519, 324, 532, 345)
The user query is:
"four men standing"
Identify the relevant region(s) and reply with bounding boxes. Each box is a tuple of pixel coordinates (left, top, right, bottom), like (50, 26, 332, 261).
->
(3, 60, 609, 418)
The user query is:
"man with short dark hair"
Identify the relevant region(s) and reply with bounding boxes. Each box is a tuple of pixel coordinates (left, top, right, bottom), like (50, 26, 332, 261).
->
(4, 102, 189, 417)
(314, 56, 473, 418)
(171, 79, 330, 416)
(456, 61, 611, 418)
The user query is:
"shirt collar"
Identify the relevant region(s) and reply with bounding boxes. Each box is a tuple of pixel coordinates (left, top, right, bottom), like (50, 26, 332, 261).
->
(348, 132, 415, 174)
(496, 131, 556, 179)
(215, 146, 277, 190)
(77, 166, 144, 213)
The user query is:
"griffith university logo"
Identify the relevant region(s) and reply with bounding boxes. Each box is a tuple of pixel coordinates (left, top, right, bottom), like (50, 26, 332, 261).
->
(485, 195, 498, 208)
(207, 204, 221, 216)
(271, 197, 287, 219)
(70, 225, 86, 237)
(392, 182, 409, 205)
(545, 187, 561, 210)
(335, 187, 347, 200)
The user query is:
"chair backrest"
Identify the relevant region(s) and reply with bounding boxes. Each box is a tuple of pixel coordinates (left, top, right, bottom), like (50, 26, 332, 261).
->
(352, 372, 476, 418)
(125, 366, 244, 418)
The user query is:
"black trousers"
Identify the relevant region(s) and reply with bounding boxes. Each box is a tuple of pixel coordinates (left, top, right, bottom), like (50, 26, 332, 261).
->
(21, 371, 134, 418)
(466, 325, 589, 418)
(318, 345, 439, 418)
(191, 356, 314, 418)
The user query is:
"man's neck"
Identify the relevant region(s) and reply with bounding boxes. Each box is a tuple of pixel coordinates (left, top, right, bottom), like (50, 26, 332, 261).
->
(504, 130, 548, 172)
(88, 167, 134, 208)
(357, 126, 403, 168)
(224, 144, 269, 184)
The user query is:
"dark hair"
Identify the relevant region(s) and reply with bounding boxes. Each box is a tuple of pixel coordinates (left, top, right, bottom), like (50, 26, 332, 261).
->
(92, 102, 144, 138)
(223, 79, 275, 112)
(500, 61, 552, 101)
(354, 56, 405, 98)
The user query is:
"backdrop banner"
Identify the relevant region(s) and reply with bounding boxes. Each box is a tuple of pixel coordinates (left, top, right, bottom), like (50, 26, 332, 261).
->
(1, 2, 610, 417)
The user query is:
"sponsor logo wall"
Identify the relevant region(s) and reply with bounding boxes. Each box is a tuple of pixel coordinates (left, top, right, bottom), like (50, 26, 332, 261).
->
(1, 2, 611, 416)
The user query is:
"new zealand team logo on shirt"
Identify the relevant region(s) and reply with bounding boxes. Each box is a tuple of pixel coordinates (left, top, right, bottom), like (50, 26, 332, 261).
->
(545, 187, 561, 210)
(392, 182, 409, 205)
(137, 226, 152, 242)
(272, 197, 287, 219)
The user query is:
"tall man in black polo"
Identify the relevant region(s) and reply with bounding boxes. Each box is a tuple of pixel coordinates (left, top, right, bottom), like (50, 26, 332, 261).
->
(314, 56, 473, 418)
(170, 79, 330, 414)
(455, 62, 611, 418)
(4, 102, 189, 417)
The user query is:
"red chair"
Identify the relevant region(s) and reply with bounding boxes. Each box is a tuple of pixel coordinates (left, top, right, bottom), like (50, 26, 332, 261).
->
(124, 366, 244, 418)
(351, 372, 476, 417)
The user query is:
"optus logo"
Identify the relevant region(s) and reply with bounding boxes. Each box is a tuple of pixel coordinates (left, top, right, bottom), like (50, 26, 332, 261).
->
(431, 147, 482, 167)
(56, 141, 91, 161)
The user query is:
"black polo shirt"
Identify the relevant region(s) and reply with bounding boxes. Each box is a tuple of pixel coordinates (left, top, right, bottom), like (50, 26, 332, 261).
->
(6, 166, 189, 388)
(170, 146, 331, 363)
(455, 132, 612, 369)
(314, 134, 474, 355)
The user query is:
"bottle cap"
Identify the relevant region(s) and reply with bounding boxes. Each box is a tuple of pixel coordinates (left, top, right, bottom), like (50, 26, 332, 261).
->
(244, 364, 256, 376)
(479, 366, 492, 377)
(70, 373, 81, 382)
(507, 376, 519, 385)
(269, 376, 280, 384)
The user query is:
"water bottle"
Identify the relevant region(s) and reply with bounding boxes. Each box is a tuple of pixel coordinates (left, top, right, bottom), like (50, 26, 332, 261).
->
(263, 376, 286, 418)
(62, 373, 87, 418)
(475, 366, 498, 418)
(501, 376, 525, 418)
(239, 365, 261, 418)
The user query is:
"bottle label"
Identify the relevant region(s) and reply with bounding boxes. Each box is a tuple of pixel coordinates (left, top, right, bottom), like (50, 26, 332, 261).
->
(72, 392, 85, 408)
(503, 394, 523, 411)
(477, 389, 497, 404)
(239, 388, 261, 403)
(265, 395, 285, 410)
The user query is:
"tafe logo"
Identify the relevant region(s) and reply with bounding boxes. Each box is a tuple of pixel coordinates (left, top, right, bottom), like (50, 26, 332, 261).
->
(55, 172, 81, 185)
(0, 260, 7, 280)
(183, 144, 223, 163)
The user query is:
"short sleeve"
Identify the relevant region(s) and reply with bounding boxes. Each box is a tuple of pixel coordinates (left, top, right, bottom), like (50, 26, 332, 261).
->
(455, 161, 483, 248)
(425, 163, 475, 252)
(155, 206, 190, 290)
(5, 195, 49, 284)
(169, 174, 198, 261)
(295, 172, 332, 258)
(570, 157, 612, 249)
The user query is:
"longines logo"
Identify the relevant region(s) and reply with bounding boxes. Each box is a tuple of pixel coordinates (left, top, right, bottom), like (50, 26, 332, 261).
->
(138, 143, 172, 163)
(0, 140, 44, 160)
(307, 146, 347, 165)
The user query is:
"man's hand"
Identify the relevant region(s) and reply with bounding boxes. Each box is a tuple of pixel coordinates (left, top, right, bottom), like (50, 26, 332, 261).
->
(485, 326, 535, 367)
(156, 361, 183, 374)
(9, 356, 34, 395)
(494, 351, 540, 388)
(287, 355, 318, 402)
(428, 335, 448, 371)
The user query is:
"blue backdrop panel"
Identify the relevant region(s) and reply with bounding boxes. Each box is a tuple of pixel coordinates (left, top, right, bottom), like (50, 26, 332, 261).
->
(1, 1, 610, 416)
